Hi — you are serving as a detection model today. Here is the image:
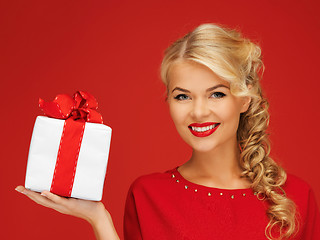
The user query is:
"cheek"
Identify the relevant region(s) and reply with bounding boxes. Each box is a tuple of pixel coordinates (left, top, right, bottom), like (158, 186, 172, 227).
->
(169, 103, 190, 136)
(169, 104, 185, 125)
(215, 101, 241, 126)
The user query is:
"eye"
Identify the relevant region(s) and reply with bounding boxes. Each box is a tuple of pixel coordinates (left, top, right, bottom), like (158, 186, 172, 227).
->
(174, 94, 190, 101)
(211, 92, 226, 99)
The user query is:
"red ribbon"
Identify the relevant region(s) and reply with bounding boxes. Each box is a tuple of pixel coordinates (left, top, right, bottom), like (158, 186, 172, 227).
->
(39, 91, 103, 124)
(39, 91, 103, 197)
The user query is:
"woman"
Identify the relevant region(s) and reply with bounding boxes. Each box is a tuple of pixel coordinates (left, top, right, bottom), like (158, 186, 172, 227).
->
(15, 23, 320, 239)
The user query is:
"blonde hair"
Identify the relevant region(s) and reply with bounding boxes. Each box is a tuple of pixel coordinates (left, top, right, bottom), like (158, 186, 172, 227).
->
(160, 23, 297, 239)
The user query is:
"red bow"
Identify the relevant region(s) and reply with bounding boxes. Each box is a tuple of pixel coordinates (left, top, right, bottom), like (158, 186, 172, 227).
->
(39, 91, 103, 124)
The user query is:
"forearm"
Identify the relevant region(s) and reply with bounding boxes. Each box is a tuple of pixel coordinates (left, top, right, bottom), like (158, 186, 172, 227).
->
(89, 207, 120, 240)
(15, 186, 120, 239)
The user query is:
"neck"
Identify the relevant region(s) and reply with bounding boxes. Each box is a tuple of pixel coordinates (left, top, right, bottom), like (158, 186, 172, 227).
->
(180, 136, 249, 188)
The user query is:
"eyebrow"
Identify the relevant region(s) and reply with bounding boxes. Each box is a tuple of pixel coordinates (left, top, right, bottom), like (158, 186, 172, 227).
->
(171, 84, 229, 93)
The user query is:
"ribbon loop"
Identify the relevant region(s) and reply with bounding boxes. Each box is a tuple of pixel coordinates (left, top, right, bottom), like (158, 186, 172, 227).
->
(74, 91, 98, 110)
(39, 91, 103, 123)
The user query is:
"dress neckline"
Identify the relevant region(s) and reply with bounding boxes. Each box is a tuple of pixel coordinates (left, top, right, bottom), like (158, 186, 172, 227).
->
(172, 165, 254, 194)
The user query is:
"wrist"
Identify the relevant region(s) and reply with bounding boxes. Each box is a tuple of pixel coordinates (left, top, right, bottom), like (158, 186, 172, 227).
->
(88, 205, 119, 240)
(87, 202, 109, 226)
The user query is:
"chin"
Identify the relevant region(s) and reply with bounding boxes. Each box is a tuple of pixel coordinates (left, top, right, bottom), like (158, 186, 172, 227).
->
(189, 141, 220, 153)
(193, 146, 217, 153)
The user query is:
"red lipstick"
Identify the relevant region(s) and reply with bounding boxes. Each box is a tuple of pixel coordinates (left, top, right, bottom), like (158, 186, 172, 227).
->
(188, 122, 220, 137)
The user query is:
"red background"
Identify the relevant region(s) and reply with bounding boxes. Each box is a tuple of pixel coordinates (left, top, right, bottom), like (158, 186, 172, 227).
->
(1, 0, 319, 239)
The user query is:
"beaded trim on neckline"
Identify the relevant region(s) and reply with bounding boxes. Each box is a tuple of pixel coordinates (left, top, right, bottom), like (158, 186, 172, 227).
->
(170, 166, 260, 200)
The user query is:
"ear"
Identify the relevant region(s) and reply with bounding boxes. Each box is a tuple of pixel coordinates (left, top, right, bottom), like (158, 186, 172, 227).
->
(240, 84, 252, 113)
(240, 95, 251, 113)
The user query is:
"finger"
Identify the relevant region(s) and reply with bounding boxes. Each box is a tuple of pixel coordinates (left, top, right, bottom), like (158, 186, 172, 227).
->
(15, 186, 42, 200)
(15, 186, 43, 199)
(15, 185, 28, 195)
(40, 190, 65, 205)
(26, 190, 55, 205)
(15, 186, 61, 209)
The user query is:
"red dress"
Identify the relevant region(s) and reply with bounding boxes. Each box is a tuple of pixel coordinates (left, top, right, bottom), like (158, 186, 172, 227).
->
(123, 166, 320, 239)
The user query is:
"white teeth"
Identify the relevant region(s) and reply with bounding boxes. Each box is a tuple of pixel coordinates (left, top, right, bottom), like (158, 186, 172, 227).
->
(191, 124, 218, 132)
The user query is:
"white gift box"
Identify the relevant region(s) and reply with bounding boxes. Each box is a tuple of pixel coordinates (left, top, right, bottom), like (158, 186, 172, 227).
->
(25, 116, 112, 201)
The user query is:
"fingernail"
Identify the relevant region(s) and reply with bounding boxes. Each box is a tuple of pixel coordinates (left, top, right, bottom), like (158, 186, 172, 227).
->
(15, 187, 27, 195)
(41, 192, 47, 197)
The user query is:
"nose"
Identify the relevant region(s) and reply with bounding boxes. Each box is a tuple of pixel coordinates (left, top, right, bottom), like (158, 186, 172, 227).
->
(190, 98, 211, 120)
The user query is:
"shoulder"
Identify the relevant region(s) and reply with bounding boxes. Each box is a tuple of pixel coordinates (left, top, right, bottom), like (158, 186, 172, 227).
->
(128, 166, 177, 193)
(283, 173, 311, 193)
(284, 173, 320, 236)
(283, 173, 313, 200)
(283, 173, 315, 213)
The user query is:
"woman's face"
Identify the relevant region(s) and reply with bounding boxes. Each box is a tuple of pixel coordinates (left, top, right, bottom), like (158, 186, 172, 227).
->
(167, 60, 250, 152)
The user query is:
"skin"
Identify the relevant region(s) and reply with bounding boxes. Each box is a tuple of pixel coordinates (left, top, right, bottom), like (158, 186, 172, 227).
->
(14, 186, 120, 240)
(15, 59, 252, 239)
(166, 60, 252, 189)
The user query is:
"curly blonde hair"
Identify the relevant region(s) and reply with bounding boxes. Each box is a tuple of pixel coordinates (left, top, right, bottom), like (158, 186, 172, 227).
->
(160, 23, 298, 239)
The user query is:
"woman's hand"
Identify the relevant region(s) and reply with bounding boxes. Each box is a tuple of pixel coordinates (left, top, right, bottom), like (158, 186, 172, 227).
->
(15, 185, 120, 240)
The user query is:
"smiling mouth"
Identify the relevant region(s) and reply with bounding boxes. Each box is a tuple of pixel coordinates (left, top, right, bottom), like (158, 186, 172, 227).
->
(188, 123, 221, 132)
